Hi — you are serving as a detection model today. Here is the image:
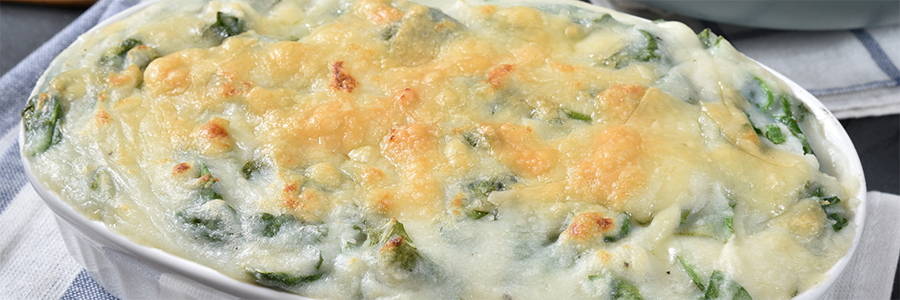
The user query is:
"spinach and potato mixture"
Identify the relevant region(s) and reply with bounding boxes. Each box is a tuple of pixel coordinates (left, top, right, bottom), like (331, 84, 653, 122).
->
(24, 0, 858, 299)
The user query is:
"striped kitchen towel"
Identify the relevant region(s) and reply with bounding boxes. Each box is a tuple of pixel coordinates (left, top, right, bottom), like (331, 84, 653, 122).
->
(0, 1, 138, 299)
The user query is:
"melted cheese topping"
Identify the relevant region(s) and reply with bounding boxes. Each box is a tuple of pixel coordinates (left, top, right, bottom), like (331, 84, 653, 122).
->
(26, 0, 858, 299)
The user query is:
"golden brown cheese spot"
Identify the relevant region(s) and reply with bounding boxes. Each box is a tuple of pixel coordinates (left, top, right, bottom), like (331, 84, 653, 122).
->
(511, 45, 548, 66)
(192, 117, 233, 156)
(258, 95, 383, 169)
(480, 124, 558, 178)
(220, 80, 253, 98)
(442, 138, 473, 175)
(594, 249, 613, 265)
(598, 85, 646, 124)
(365, 188, 394, 214)
(381, 124, 442, 218)
(564, 212, 615, 241)
(330, 61, 358, 93)
(494, 6, 544, 29)
(243, 87, 296, 115)
(94, 108, 111, 126)
(211, 41, 259, 97)
(299, 98, 366, 152)
(617, 88, 707, 220)
(172, 162, 191, 176)
(474, 5, 498, 17)
(355, 0, 403, 25)
(306, 162, 343, 189)
(567, 125, 645, 209)
(449, 193, 466, 216)
(439, 38, 497, 74)
(263, 41, 323, 87)
(112, 95, 141, 111)
(383, 124, 437, 168)
(282, 183, 326, 222)
(360, 167, 386, 187)
(144, 54, 192, 96)
(736, 124, 762, 149)
(487, 64, 515, 89)
(107, 64, 142, 88)
(551, 62, 577, 73)
(395, 87, 420, 118)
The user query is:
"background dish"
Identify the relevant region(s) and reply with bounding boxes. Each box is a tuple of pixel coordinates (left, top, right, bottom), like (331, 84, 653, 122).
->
(632, 0, 900, 30)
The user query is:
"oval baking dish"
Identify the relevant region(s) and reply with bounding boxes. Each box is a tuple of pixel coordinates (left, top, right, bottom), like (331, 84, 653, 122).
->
(21, 0, 866, 299)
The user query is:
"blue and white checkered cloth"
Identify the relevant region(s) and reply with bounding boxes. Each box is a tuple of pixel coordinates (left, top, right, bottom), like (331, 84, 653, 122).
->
(0, 0, 898, 299)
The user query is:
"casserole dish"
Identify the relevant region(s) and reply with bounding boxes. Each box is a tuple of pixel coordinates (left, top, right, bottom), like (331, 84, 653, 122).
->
(21, 0, 866, 299)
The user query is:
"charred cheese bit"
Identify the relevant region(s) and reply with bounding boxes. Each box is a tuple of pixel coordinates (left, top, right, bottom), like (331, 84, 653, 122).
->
(563, 211, 615, 241)
(172, 162, 193, 177)
(330, 61, 358, 93)
(192, 117, 233, 156)
(567, 125, 645, 210)
(479, 124, 558, 178)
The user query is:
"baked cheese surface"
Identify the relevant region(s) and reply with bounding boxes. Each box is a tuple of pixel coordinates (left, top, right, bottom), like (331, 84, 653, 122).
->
(24, 0, 858, 299)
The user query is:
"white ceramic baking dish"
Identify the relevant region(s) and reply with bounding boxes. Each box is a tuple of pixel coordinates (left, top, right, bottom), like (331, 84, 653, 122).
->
(20, 0, 867, 299)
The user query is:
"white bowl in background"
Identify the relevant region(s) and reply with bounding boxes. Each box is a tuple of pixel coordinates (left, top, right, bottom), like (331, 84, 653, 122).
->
(632, 0, 899, 30)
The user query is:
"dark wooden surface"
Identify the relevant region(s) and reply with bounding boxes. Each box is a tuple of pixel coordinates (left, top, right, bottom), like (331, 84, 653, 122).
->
(1, 1, 897, 297)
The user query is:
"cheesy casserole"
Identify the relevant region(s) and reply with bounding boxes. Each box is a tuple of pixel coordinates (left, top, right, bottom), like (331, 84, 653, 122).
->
(23, 0, 859, 299)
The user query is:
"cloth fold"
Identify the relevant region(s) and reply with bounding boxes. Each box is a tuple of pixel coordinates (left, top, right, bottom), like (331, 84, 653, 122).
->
(0, 0, 898, 299)
(825, 191, 900, 300)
